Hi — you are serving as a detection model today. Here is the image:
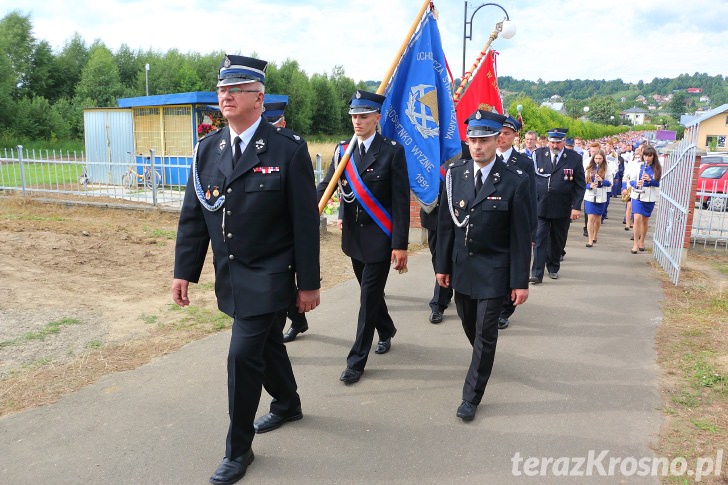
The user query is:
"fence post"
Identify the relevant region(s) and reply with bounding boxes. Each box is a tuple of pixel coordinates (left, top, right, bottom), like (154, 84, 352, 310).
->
(315, 153, 322, 185)
(17, 145, 27, 197)
(149, 148, 158, 206)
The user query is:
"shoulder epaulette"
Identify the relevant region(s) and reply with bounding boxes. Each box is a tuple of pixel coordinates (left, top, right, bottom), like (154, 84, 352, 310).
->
(505, 164, 527, 177)
(449, 159, 467, 168)
(274, 126, 304, 144)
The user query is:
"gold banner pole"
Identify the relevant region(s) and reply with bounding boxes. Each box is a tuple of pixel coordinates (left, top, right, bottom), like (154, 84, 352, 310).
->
(317, 0, 432, 214)
(452, 29, 499, 104)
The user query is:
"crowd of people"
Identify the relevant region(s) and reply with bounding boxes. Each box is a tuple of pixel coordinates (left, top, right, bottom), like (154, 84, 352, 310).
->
(171, 54, 663, 484)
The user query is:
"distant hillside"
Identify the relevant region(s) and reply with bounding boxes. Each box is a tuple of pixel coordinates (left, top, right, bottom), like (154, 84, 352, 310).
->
(498, 73, 728, 106)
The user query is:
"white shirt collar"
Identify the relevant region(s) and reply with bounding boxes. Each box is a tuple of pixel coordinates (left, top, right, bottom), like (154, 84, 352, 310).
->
(497, 147, 513, 161)
(229, 117, 263, 149)
(357, 132, 376, 152)
(474, 158, 497, 187)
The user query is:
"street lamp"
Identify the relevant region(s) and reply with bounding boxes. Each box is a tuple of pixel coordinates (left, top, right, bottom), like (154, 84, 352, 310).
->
(145, 63, 150, 96)
(462, 2, 516, 78)
(583, 106, 589, 118)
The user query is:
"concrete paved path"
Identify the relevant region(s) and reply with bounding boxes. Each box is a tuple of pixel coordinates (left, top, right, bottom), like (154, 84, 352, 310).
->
(0, 214, 663, 484)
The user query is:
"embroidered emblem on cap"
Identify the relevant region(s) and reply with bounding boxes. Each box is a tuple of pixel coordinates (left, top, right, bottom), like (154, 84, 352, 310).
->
(356, 91, 361, 99)
(475, 111, 482, 120)
(223, 56, 231, 68)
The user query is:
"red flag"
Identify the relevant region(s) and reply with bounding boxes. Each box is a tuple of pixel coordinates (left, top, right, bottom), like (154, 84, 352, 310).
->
(455, 50, 503, 140)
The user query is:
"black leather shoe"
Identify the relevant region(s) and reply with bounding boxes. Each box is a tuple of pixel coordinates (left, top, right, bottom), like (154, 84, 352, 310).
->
(529, 276, 542, 285)
(209, 449, 255, 485)
(375, 337, 392, 354)
(456, 400, 477, 421)
(583, 228, 588, 237)
(340, 367, 362, 384)
(498, 317, 509, 330)
(548, 272, 559, 280)
(429, 310, 443, 324)
(282, 323, 309, 343)
(253, 409, 303, 434)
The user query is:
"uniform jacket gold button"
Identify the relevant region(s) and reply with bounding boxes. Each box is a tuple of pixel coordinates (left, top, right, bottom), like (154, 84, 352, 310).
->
(228, 254, 235, 260)
(227, 188, 232, 194)
(226, 210, 232, 216)
(226, 233, 233, 239)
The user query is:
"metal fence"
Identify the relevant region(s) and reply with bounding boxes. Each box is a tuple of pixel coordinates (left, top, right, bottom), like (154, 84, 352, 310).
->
(692, 179, 728, 250)
(0, 146, 326, 210)
(652, 128, 698, 285)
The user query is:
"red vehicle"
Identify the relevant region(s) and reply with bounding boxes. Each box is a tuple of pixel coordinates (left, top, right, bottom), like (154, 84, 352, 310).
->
(697, 163, 728, 211)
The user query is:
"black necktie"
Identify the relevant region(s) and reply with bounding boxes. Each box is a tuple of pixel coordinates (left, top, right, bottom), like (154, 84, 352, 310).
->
(475, 168, 483, 193)
(359, 143, 366, 162)
(232, 136, 242, 167)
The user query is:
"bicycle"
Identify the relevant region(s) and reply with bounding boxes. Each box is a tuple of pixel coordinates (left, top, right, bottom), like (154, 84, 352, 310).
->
(121, 158, 161, 190)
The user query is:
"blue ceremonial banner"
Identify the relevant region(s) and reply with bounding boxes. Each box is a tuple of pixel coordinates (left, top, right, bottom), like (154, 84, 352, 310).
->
(380, 10, 461, 210)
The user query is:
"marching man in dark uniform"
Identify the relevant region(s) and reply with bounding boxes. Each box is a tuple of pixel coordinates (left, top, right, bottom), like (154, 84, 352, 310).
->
(530, 128, 585, 283)
(495, 115, 536, 330)
(263, 99, 310, 344)
(436, 110, 531, 422)
(317, 90, 409, 385)
(172, 55, 320, 485)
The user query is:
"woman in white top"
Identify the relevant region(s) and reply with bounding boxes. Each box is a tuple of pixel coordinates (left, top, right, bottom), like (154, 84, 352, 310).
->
(583, 150, 614, 246)
(622, 144, 643, 232)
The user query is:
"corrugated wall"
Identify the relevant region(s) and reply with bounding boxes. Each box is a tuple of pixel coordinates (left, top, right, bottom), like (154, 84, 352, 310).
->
(83, 109, 135, 185)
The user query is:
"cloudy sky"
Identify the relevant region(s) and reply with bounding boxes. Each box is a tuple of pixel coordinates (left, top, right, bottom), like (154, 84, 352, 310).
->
(4, 0, 727, 84)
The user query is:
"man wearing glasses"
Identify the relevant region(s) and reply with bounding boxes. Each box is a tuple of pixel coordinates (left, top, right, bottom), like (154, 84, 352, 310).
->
(172, 55, 320, 484)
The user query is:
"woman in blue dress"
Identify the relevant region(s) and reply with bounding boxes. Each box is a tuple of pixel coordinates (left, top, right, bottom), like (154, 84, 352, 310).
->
(583, 150, 613, 247)
(628, 145, 662, 253)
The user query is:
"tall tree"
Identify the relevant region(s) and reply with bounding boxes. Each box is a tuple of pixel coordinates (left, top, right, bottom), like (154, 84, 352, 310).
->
(75, 43, 124, 107)
(667, 91, 690, 120)
(55, 34, 89, 100)
(310, 73, 341, 135)
(0, 11, 35, 97)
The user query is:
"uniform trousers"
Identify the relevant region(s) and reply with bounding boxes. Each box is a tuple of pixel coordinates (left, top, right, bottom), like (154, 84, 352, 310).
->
(226, 309, 300, 459)
(455, 292, 505, 405)
(427, 228, 453, 312)
(348, 258, 396, 371)
(531, 216, 571, 279)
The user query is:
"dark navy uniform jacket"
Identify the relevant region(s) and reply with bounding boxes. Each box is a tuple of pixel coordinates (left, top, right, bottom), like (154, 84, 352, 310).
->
(435, 158, 531, 299)
(174, 121, 321, 319)
(317, 133, 410, 263)
(502, 148, 537, 239)
(532, 147, 586, 219)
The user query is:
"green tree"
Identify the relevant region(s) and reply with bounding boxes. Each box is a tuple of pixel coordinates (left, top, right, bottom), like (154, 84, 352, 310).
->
(667, 91, 688, 120)
(26, 40, 57, 101)
(75, 43, 124, 107)
(14, 96, 69, 140)
(585, 96, 619, 125)
(0, 11, 35, 97)
(55, 34, 89, 100)
(274, 59, 313, 134)
(330, 66, 358, 133)
(310, 73, 341, 135)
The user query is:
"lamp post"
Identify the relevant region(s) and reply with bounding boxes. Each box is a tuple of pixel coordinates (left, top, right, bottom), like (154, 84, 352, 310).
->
(145, 63, 150, 96)
(462, 2, 516, 78)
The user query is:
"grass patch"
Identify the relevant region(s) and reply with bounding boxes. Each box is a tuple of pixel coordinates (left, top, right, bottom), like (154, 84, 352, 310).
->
(140, 314, 159, 325)
(174, 306, 230, 331)
(144, 226, 176, 240)
(656, 250, 728, 478)
(85, 340, 103, 349)
(0, 318, 82, 348)
(691, 419, 719, 433)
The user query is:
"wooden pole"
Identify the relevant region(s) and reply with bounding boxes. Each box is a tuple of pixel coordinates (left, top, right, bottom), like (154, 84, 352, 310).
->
(317, 0, 432, 214)
(452, 27, 499, 104)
